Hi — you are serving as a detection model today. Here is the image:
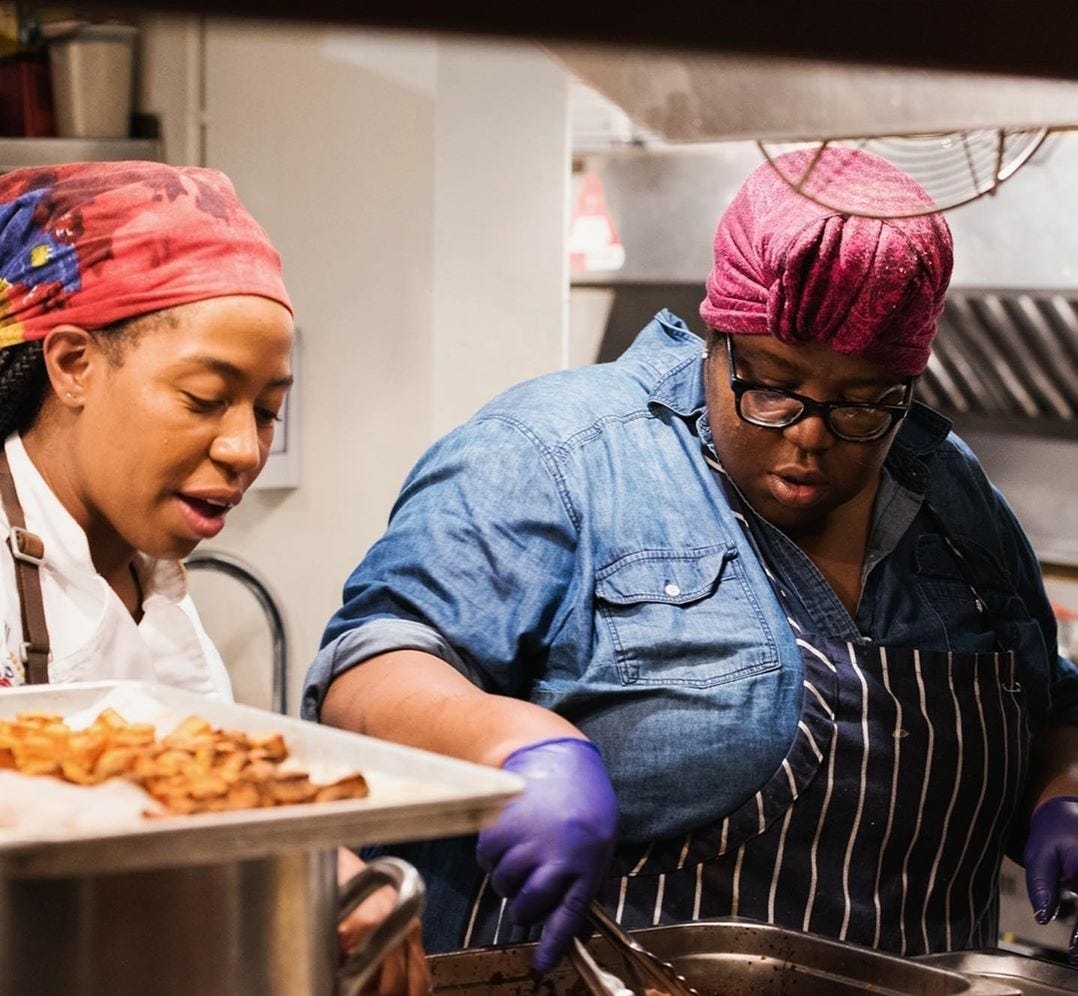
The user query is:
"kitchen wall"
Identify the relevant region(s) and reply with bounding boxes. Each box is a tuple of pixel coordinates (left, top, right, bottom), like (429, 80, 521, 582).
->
(138, 18, 570, 712)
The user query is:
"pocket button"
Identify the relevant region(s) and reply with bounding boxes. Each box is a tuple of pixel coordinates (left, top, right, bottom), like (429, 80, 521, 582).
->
(664, 582, 681, 597)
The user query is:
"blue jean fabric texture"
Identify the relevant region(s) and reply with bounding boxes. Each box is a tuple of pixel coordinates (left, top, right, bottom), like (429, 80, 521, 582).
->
(304, 311, 1078, 950)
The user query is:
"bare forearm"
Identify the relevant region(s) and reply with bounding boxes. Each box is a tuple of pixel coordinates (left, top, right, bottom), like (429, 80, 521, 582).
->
(321, 649, 585, 768)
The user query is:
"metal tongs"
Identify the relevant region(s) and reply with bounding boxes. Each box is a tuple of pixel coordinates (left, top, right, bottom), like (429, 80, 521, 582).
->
(569, 901, 699, 996)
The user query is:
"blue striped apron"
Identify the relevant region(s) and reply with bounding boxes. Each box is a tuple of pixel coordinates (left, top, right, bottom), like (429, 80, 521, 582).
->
(462, 459, 1032, 957)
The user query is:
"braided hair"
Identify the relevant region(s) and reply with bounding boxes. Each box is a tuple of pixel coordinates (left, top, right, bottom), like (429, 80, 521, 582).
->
(0, 341, 47, 441)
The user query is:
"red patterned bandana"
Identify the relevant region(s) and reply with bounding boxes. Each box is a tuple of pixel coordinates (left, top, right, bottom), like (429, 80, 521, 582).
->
(0, 160, 291, 348)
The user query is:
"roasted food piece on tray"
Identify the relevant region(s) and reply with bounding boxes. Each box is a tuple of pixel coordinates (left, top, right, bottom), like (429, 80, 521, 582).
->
(0, 708, 370, 815)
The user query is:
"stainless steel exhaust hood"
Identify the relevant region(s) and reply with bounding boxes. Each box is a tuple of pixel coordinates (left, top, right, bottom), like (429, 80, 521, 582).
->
(548, 46, 1078, 143)
(552, 45, 1078, 217)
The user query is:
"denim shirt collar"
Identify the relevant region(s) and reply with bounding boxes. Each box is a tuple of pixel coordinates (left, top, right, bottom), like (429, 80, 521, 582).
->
(894, 400, 952, 455)
(880, 403, 952, 499)
(640, 311, 709, 419)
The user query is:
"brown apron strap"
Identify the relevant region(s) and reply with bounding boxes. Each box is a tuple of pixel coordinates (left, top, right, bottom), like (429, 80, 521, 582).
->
(0, 449, 50, 684)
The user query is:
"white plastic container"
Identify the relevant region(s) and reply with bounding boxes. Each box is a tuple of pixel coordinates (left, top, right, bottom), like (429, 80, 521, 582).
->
(48, 23, 138, 139)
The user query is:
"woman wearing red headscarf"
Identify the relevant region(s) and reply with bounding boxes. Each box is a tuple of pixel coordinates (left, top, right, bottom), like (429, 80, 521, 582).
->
(0, 162, 430, 996)
(0, 161, 293, 692)
(307, 149, 1078, 975)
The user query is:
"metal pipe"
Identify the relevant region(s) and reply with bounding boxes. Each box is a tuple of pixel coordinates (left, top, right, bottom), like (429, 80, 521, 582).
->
(184, 551, 288, 714)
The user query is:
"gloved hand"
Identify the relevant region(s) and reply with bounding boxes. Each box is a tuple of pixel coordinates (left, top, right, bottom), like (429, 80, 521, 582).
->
(476, 737, 619, 974)
(1024, 795, 1078, 962)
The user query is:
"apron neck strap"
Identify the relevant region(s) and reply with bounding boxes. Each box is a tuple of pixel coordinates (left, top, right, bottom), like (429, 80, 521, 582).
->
(0, 448, 51, 684)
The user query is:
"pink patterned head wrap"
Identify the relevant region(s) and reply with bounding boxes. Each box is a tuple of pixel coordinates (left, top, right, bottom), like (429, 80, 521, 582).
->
(0, 160, 291, 349)
(699, 149, 953, 376)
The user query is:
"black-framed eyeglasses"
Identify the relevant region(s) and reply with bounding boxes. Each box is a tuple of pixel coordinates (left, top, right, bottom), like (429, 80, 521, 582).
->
(723, 335, 914, 442)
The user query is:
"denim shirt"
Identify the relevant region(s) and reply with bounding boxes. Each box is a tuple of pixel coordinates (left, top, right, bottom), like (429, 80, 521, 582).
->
(305, 311, 1078, 844)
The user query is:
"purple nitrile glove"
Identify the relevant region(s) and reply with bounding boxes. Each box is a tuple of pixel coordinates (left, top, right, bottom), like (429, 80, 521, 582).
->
(1024, 796, 1078, 962)
(475, 737, 619, 974)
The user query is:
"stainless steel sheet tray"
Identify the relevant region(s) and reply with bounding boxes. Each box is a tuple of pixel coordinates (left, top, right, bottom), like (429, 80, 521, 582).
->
(430, 918, 1022, 994)
(0, 681, 522, 877)
(918, 950, 1078, 995)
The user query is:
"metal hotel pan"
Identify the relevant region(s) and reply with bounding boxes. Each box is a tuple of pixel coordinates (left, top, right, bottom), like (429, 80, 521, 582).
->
(918, 950, 1078, 995)
(429, 920, 1025, 995)
(0, 681, 522, 879)
(0, 682, 520, 996)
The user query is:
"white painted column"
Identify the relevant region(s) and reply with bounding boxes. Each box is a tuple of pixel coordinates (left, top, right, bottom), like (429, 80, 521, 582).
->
(430, 40, 570, 434)
(143, 22, 571, 710)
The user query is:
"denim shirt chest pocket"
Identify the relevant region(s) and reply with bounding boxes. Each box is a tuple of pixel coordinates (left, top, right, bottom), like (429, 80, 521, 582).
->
(594, 544, 780, 688)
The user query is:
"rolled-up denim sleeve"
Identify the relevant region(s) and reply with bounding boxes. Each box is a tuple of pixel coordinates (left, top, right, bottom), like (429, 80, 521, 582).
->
(303, 413, 579, 719)
(301, 619, 479, 720)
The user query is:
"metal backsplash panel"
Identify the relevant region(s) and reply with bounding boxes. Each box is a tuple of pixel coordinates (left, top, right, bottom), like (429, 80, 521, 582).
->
(921, 290, 1078, 436)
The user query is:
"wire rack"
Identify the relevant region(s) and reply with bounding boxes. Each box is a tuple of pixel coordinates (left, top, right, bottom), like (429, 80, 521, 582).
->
(757, 128, 1052, 219)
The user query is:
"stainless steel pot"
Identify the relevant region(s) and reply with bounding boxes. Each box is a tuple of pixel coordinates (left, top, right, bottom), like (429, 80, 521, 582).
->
(0, 850, 423, 996)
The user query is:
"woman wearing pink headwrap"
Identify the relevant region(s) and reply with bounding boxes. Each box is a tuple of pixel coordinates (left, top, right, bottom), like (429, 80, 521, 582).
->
(0, 162, 430, 996)
(307, 148, 1078, 973)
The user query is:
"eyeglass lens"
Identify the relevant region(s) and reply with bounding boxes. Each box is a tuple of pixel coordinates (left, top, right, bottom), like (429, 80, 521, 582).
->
(740, 390, 892, 438)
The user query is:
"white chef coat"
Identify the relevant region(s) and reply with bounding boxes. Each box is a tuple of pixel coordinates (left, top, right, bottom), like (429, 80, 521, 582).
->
(0, 433, 232, 698)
